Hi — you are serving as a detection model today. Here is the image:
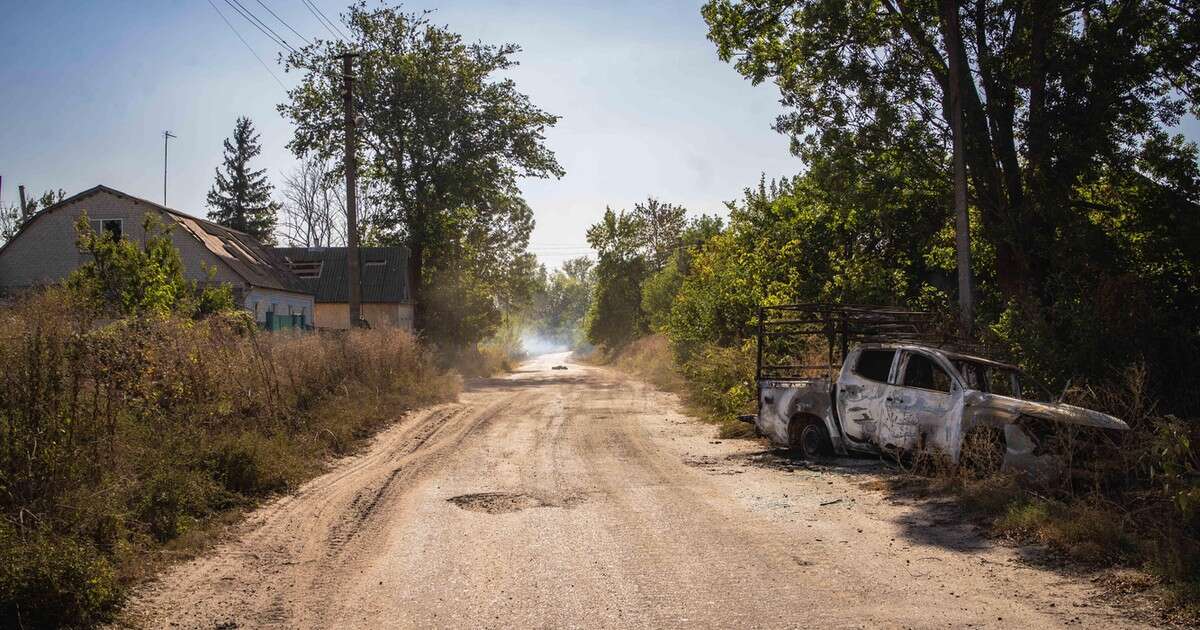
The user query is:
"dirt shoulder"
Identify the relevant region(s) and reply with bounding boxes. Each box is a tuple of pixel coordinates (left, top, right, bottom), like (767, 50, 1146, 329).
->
(119, 353, 1153, 628)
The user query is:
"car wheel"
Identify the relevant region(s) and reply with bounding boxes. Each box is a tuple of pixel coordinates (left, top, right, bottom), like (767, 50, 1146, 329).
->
(792, 418, 831, 460)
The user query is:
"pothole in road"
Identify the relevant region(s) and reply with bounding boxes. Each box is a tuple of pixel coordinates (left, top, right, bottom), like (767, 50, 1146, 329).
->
(447, 492, 588, 514)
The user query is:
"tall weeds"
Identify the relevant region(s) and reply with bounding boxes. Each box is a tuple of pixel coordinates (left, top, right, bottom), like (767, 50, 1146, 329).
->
(0, 289, 459, 627)
(610, 335, 756, 438)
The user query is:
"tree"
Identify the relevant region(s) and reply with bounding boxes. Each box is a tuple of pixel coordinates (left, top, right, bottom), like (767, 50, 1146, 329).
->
(641, 215, 724, 332)
(68, 213, 233, 318)
(632, 198, 687, 271)
(1, 189, 65, 244)
(278, 156, 344, 248)
(281, 3, 564, 336)
(533, 256, 595, 346)
(583, 198, 698, 350)
(277, 156, 389, 248)
(703, 0, 1200, 304)
(0, 203, 16, 243)
(584, 208, 651, 349)
(703, 0, 1200, 403)
(207, 117, 279, 243)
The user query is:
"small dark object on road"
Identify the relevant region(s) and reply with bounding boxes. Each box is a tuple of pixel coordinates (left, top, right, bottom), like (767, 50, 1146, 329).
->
(552, 365, 568, 370)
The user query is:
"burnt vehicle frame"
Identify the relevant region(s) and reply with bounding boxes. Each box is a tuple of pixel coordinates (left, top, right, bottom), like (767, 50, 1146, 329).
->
(745, 304, 1128, 474)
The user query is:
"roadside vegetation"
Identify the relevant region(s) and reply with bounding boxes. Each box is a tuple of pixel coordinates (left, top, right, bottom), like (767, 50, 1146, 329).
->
(0, 221, 458, 628)
(526, 1, 1200, 619)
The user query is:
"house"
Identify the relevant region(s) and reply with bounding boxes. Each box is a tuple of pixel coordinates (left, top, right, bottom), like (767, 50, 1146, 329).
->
(0, 185, 314, 329)
(274, 246, 413, 330)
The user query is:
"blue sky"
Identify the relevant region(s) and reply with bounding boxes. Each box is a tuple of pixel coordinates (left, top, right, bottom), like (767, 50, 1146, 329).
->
(1, 1, 1196, 266)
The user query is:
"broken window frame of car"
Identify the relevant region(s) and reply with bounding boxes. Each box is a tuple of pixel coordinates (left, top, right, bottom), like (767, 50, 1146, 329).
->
(744, 304, 1128, 477)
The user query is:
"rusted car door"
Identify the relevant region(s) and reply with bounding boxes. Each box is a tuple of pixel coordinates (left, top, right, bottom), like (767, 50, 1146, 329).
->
(836, 348, 898, 447)
(883, 351, 962, 452)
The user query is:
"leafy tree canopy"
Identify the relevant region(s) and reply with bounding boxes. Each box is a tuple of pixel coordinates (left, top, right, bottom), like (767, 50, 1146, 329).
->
(532, 256, 595, 347)
(68, 213, 234, 319)
(703, 0, 1200, 301)
(280, 2, 563, 340)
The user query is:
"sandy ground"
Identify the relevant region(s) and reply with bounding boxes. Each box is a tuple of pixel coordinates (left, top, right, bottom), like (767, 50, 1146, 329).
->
(121, 352, 1147, 629)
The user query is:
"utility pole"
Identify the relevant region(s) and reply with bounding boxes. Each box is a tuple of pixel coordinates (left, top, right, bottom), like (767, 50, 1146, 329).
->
(338, 52, 363, 328)
(942, 0, 974, 338)
(163, 131, 176, 206)
(18, 185, 28, 222)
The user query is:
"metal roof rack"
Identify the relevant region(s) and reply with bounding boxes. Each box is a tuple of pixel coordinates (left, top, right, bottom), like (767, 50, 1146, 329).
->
(755, 303, 972, 380)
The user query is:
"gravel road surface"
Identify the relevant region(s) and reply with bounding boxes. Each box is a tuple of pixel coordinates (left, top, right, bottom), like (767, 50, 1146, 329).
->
(122, 352, 1145, 629)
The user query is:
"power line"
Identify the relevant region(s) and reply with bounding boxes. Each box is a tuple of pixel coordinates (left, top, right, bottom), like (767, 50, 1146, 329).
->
(255, 0, 312, 47)
(224, 0, 296, 54)
(302, 0, 348, 41)
(311, 0, 349, 40)
(234, 0, 297, 52)
(206, 0, 287, 90)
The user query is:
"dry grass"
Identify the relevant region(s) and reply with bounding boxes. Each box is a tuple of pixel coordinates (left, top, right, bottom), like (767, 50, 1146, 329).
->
(612, 335, 686, 391)
(607, 335, 755, 439)
(0, 289, 459, 627)
(868, 366, 1200, 622)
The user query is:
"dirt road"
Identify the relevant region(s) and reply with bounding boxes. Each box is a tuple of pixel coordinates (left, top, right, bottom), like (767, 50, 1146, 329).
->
(124, 353, 1144, 629)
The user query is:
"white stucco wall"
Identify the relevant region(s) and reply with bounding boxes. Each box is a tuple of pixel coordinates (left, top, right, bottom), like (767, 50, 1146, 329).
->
(245, 288, 316, 327)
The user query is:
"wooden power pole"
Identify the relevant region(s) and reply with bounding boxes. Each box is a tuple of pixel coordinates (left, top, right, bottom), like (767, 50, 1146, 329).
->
(339, 51, 363, 328)
(163, 131, 176, 206)
(942, 0, 975, 338)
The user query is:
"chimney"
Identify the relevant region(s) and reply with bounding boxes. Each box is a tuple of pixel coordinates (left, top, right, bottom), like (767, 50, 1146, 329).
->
(18, 185, 28, 221)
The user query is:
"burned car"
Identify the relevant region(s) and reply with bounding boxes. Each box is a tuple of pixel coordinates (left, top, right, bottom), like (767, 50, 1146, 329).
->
(742, 305, 1128, 474)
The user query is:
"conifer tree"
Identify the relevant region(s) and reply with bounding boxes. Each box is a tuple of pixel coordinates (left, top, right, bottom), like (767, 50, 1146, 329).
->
(206, 116, 279, 242)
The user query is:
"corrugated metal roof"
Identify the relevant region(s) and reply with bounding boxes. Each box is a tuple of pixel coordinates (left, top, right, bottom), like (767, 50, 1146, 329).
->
(274, 247, 410, 303)
(3, 185, 309, 295)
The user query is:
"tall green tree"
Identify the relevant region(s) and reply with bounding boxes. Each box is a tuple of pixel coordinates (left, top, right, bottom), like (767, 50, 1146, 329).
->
(703, 0, 1200, 304)
(641, 214, 724, 333)
(207, 116, 279, 243)
(584, 198, 697, 350)
(632, 198, 688, 271)
(533, 257, 595, 346)
(280, 3, 564, 337)
(585, 208, 650, 350)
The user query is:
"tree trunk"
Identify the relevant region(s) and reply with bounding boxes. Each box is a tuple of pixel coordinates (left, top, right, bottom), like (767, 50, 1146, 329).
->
(409, 241, 425, 335)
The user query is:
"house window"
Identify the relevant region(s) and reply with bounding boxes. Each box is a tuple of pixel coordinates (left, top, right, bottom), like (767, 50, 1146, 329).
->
(289, 261, 323, 279)
(88, 219, 123, 240)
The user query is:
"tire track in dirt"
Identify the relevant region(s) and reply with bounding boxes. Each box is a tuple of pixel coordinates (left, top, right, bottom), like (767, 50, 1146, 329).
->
(119, 390, 524, 629)
(120, 354, 1154, 629)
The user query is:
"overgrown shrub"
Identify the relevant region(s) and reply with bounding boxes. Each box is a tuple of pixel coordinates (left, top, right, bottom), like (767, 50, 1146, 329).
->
(611, 335, 756, 438)
(0, 289, 458, 627)
(0, 525, 121, 629)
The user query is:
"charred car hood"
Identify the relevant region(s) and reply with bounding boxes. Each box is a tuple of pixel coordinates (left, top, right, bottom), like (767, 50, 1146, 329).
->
(962, 392, 1129, 431)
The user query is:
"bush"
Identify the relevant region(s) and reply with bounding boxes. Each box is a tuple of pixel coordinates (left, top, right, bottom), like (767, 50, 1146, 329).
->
(0, 526, 122, 629)
(134, 468, 222, 543)
(204, 433, 302, 498)
(0, 289, 460, 626)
